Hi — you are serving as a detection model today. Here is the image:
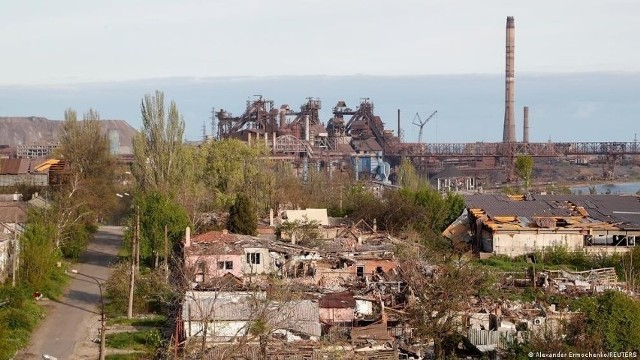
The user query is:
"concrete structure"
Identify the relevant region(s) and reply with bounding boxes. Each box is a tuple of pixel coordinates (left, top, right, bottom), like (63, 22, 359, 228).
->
(503, 16, 516, 143)
(282, 208, 329, 226)
(451, 194, 640, 257)
(16, 142, 59, 158)
(429, 165, 477, 193)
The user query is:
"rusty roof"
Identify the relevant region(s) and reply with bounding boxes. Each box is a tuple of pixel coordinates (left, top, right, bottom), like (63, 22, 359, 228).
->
(0, 159, 22, 174)
(186, 231, 264, 256)
(319, 291, 356, 309)
(351, 138, 383, 152)
(0, 158, 52, 175)
(191, 230, 238, 244)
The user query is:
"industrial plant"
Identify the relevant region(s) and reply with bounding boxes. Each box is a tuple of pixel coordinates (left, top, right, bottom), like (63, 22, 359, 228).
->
(209, 16, 639, 186)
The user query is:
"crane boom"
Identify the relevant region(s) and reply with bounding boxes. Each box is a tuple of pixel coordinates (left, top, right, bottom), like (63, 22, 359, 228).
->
(412, 110, 437, 144)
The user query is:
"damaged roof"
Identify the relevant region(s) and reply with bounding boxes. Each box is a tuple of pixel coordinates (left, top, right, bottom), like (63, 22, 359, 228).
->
(464, 194, 640, 230)
(319, 292, 356, 308)
(186, 231, 261, 256)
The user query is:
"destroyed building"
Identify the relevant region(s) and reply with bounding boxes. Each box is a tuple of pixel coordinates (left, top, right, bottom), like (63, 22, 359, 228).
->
(447, 194, 640, 257)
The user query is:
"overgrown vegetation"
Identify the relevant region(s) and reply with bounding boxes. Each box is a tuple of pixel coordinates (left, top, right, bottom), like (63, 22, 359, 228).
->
(0, 107, 117, 359)
(508, 291, 640, 355)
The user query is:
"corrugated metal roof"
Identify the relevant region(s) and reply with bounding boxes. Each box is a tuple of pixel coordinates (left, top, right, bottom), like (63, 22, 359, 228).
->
(465, 194, 640, 229)
(319, 292, 355, 309)
(182, 292, 320, 336)
(0, 159, 22, 174)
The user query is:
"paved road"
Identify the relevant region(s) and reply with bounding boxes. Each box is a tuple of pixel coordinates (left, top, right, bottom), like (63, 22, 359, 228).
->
(15, 226, 123, 360)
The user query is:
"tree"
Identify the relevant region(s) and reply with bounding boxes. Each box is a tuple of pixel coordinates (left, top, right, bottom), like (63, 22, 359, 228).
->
(19, 212, 62, 293)
(399, 244, 490, 358)
(132, 91, 185, 196)
(396, 158, 423, 190)
(227, 194, 257, 236)
(54, 108, 115, 248)
(570, 291, 640, 351)
(277, 217, 321, 246)
(136, 191, 190, 268)
(200, 139, 271, 211)
(515, 155, 534, 189)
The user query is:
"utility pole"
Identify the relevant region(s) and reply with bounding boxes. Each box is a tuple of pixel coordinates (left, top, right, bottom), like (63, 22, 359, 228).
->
(136, 206, 140, 272)
(72, 270, 106, 360)
(12, 215, 18, 287)
(127, 206, 138, 319)
(164, 224, 169, 280)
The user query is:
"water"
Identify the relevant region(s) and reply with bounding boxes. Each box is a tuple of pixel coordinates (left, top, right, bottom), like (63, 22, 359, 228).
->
(571, 182, 640, 195)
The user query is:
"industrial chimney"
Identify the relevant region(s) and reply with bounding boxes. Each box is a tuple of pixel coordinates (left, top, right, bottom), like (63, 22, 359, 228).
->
(523, 106, 529, 143)
(397, 109, 401, 142)
(502, 16, 516, 143)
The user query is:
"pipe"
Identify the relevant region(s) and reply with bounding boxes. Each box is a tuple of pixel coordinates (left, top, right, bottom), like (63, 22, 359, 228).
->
(397, 109, 401, 142)
(305, 114, 310, 141)
(523, 106, 529, 143)
(503, 16, 516, 143)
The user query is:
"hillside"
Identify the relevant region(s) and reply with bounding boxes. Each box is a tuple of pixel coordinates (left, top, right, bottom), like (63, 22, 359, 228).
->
(0, 117, 137, 155)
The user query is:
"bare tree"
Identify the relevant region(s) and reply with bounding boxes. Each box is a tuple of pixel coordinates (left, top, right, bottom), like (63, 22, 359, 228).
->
(399, 242, 490, 358)
(177, 256, 315, 360)
(54, 108, 115, 248)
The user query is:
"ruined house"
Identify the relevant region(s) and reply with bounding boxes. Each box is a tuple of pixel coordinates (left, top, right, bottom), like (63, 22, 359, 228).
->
(448, 194, 640, 257)
(181, 291, 321, 343)
(184, 229, 273, 283)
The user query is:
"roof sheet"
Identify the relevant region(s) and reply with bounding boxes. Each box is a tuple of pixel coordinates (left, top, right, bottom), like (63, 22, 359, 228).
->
(319, 292, 356, 308)
(351, 138, 383, 152)
(182, 292, 321, 336)
(464, 194, 640, 229)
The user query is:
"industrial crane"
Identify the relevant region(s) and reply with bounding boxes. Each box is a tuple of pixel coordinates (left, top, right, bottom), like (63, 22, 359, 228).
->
(412, 110, 437, 144)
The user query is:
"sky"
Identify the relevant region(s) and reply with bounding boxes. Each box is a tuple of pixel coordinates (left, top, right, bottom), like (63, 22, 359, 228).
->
(0, 1, 638, 143)
(1, 0, 639, 85)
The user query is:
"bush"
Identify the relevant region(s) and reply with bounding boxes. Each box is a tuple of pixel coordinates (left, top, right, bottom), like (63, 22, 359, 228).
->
(61, 223, 92, 259)
(105, 262, 173, 316)
(0, 285, 46, 359)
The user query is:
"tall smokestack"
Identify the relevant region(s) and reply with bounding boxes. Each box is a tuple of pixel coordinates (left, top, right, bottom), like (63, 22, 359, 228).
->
(397, 109, 401, 142)
(503, 16, 516, 143)
(523, 106, 529, 143)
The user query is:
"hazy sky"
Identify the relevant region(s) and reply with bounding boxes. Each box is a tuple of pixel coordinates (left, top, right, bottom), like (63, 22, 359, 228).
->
(1, 0, 639, 85)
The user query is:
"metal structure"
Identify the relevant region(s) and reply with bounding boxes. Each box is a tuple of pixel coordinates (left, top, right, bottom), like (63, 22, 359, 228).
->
(209, 16, 640, 183)
(216, 95, 278, 138)
(503, 16, 516, 143)
(412, 110, 437, 144)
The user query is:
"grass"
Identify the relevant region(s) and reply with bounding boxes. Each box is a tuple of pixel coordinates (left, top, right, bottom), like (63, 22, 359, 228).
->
(106, 353, 150, 360)
(106, 329, 161, 351)
(108, 314, 167, 327)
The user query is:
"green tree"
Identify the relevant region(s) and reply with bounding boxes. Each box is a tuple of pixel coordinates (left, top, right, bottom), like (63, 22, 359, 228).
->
(277, 218, 321, 246)
(200, 139, 270, 211)
(133, 91, 185, 196)
(19, 212, 63, 293)
(396, 158, 423, 190)
(571, 291, 640, 351)
(515, 155, 534, 189)
(227, 193, 257, 236)
(136, 191, 190, 268)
